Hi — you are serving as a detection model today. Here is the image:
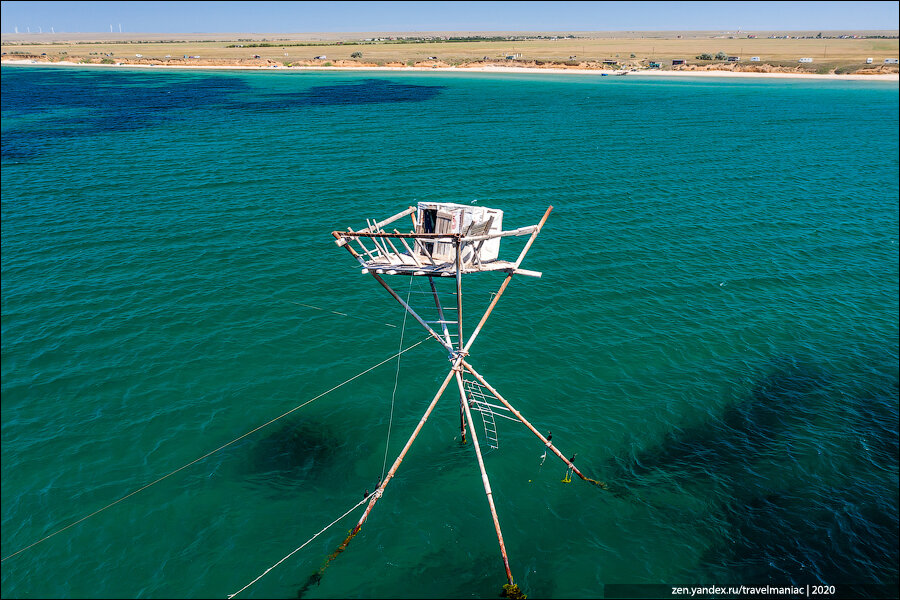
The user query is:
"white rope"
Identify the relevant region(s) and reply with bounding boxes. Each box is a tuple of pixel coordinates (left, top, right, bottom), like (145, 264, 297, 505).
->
(285, 300, 397, 328)
(227, 493, 372, 598)
(1, 337, 430, 563)
(381, 277, 412, 480)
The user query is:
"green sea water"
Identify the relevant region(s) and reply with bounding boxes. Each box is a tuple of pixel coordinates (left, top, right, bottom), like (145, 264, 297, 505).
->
(1, 66, 898, 599)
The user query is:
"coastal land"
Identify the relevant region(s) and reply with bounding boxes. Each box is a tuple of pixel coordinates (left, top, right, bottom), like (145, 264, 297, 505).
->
(2, 30, 898, 79)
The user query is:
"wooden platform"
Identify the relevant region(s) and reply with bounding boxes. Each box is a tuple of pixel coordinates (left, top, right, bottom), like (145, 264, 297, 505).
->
(358, 254, 541, 278)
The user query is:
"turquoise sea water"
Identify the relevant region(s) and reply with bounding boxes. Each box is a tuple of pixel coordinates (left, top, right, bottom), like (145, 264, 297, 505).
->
(1, 66, 898, 599)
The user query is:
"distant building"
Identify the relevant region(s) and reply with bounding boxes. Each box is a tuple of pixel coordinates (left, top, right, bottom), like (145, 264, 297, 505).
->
(799, 57, 814, 63)
(427, 56, 437, 60)
(672, 59, 686, 66)
(866, 57, 873, 64)
(750, 56, 761, 61)
(885, 58, 899, 64)
(135, 54, 142, 58)
(505, 53, 522, 60)
(602, 59, 618, 65)
(314, 55, 327, 60)
(648, 61, 661, 69)
(726, 56, 740, 62)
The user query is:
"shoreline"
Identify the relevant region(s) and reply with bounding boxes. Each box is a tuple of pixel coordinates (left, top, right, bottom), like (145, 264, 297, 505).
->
(2, 59, 898, 81)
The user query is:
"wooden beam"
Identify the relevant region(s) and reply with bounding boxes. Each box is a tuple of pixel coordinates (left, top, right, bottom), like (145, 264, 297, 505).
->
(460, 225, 537, 243)
(358, 206, 417, 234)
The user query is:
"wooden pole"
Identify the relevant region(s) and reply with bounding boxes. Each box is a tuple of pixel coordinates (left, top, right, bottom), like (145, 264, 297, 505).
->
(370, 273, 456, 354)
(300, 366, 459, 596)
(460, 359, 606, 488)
(462, 206, 554, 356)
(455, 371, 514, 584)
(428, 275, 453, 348)
(352, 367, 457, 532)
(513, 205, 553, 270)
(334, 231, 369, 268)
(455, 239, 468, 444)
(358, 206, 417, 233)
(350, 229, 379, 263)
(455, 364, 468, 444)
(455, 238, 463, 353)
(383, 235, 405, 262)
(395, 230, 422, 267)
(366, 220, 392, 258)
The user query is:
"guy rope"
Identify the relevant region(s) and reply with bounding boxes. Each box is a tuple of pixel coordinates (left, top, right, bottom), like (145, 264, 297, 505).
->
(0, 336, 429, 564)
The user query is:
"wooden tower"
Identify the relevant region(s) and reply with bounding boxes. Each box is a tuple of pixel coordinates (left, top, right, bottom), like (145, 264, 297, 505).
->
(328, 203, 602, 596)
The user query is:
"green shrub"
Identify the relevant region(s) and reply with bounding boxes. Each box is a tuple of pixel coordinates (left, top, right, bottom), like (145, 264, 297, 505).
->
(697, 53, 713, 60)
(323, 61, 332, 66)
(350, 51, 362, 59)
(715, 51, 728, 60)
(834, 64, 860, 74)
(100, 58, 114, 64)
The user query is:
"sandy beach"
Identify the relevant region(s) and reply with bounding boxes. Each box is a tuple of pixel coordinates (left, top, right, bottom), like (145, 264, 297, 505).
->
(3, 59, 898, 81)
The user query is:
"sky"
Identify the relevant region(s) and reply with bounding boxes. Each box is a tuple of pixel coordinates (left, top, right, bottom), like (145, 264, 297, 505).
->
(1, 1, 898, 34)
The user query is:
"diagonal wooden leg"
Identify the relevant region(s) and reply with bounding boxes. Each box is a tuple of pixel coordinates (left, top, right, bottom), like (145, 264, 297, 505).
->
(298, 365, 459, 596)
(455, 370, 514, 584)
(460, 359, 607, 489)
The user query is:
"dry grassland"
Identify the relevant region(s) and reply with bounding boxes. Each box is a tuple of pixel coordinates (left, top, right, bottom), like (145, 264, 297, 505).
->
(3, 34, 898, 69)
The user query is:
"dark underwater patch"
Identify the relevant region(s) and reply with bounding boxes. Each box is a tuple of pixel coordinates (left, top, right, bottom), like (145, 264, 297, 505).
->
(288, 78, 445, 105)
(245, 419, 340, 489)
(607, 357, 899, 589)
(609, 358, 826, 484)
(705, 487, 899, 588)
(241, 78, 446, 113)
(1, 69, 253, 162)
(1, 71, 443, 163)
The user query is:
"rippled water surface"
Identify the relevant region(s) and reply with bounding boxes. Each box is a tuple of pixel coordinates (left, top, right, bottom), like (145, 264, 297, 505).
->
(2, 66, 898, 599)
